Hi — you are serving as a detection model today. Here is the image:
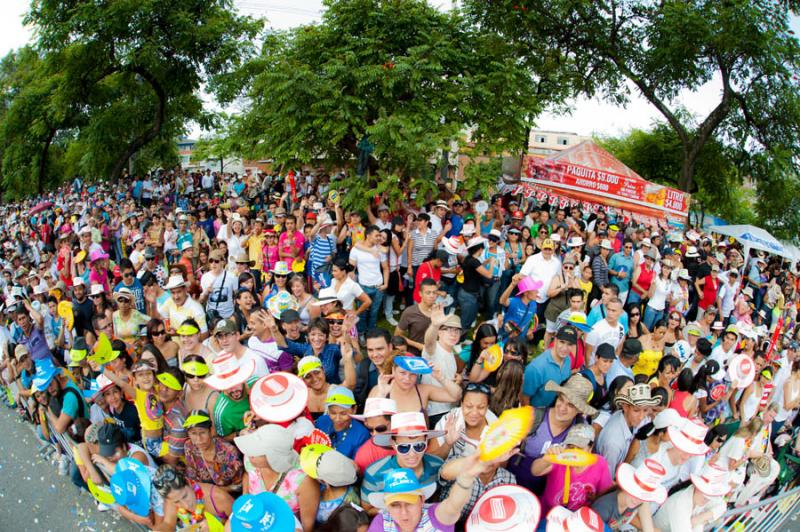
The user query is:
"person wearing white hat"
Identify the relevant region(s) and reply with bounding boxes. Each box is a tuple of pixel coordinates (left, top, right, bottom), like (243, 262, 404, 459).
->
(546, 506, 606, 532)
(157, 274, 208, 336)
(204, 352, 257, 438)
(654, 463, 730, 532)
(234, 423, 320, 531)
(631, 417, 710, 505)
(351, 397, 398, 474)
(591, 459, 667, 531)
(519, 237, 562, 315)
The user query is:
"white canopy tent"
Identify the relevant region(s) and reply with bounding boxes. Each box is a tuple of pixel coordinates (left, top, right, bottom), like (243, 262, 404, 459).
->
(708, 224, 795, 262)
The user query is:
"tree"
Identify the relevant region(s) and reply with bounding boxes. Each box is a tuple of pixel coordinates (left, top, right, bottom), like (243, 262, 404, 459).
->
(223, 0, 552, 210)
(597, 120, 756, 225)
(464, 0, 800, 193)
(20, 0, 260, 182)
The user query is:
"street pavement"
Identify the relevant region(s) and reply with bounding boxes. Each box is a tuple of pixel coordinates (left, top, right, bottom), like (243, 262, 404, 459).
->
(0, 405, 136, 532)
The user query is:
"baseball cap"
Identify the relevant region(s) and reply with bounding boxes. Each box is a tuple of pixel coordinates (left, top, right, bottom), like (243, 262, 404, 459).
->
(325, 386, 356, 408)
(97, 424, 124, 457)
(555, 325, 578, 345)
(213, 318, 238, 336)
(595, 343, 617, 360)
(280, 309, 301, 323)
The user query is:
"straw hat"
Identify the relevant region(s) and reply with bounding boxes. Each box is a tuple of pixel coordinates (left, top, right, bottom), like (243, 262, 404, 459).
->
(544, 375, 598, 417)
(614, 383, 662, 408)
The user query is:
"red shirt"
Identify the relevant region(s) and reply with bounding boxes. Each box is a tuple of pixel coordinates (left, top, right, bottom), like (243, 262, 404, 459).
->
(413, 261, 441, 303)
(699, 275, 719, 310)
(354, 439, 395, 474)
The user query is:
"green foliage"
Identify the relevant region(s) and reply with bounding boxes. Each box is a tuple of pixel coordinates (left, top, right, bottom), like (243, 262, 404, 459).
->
(464, 0, 800, 193)
(224, 0, 549, 211)
(0, 0, 262, 198)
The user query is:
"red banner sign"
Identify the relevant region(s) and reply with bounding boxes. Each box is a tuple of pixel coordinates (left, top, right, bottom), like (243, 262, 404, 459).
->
(524, 158, 689, 216)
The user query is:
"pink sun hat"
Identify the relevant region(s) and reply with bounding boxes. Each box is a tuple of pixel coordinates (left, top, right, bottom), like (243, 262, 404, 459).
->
(517, 276, 543, 295)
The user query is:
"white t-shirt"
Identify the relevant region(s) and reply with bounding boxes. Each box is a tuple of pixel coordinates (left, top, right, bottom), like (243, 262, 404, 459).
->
(330, 277, 365, 311)
(519, 253, 562, 304)
(647, 277, 673, 311)
(200, 270, 239, 319)
(239, 347, 269, 379)
(349, 246, 385, 286)
(586, 319, 625, 350)
(718, 279, 739, 318)
(247, 336, 283, 364)
(709, 344, 734, 368)
(717, 435, 747, 470)
(421, 343, 458, 417)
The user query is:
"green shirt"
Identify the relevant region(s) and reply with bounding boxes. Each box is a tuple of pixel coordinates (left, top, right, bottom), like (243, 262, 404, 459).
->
(212, 376, 258, 437)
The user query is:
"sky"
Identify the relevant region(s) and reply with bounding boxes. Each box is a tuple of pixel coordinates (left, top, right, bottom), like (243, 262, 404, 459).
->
(1, 0, 795, 139)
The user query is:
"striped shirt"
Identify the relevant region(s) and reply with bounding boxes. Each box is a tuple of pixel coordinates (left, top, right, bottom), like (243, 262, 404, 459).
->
(309, 234, 336, 270)
(410, 229, 437, 266)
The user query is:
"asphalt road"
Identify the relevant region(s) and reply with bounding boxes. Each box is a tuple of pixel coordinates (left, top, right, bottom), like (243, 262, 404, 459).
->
(0, 405, 136, 532)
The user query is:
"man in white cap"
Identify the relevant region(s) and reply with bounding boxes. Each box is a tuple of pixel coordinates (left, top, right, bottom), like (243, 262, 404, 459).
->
(157, 275, 208, 336)
(421, 309, 464, 426)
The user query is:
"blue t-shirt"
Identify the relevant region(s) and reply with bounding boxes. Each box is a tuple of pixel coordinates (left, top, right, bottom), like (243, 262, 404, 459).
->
(608, 252, 633, 292)
(61, 381, 89, 420)
(284, 340, 342, 385)
(522, 350, 571, 407)
(114, 278, 146, 313)
(503, 297, 537, 339)
(314, 415, 370, 459)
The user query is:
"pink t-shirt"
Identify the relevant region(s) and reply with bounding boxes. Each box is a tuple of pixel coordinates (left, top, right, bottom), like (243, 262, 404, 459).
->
(540, 454, 613, 515)
(278, 231, 305, 268)
(354, 439, 395, 475)
(89, 268, 110, 293)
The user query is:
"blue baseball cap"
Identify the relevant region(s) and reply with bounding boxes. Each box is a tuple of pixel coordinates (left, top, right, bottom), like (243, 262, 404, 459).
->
(230, 492, 295, 531)
(394, 355, 432, 375)
(31, 358, 61, 392)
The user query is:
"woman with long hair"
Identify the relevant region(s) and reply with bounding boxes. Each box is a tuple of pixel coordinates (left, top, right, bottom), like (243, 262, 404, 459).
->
(648, 354, 680, 403)
(90, 286, 114, 326)
(488, 360, 525, 415)
(663, 310, 683, 353)
(463, 323, 500, 384)
(668, 368, 698, 417)
(232, 288, 258, 338)
(633, 318, 667, 377)
(625, 302, 648, 339)
(325, 257, 371, 317)
(287, 273, 316, 326)
(147, 318, 179, 367)
(383, 217, 409, 327)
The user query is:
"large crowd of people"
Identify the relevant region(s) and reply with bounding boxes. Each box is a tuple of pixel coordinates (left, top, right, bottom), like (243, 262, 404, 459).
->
(0, 168, 799, 531)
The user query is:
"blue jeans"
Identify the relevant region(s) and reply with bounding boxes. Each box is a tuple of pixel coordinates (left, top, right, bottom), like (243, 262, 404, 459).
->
(359, 284, 385, 333)
(643, 305, 664, 330)
(628, 290, 642, 305)
(441, 277, 459, 313)
(483, 278, 502, 318)
(458, 290, 480, 332)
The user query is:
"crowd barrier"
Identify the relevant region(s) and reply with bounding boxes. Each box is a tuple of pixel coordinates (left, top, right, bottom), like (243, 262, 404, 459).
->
(44, 417, 148, 532)
(709, 482, 800, 531)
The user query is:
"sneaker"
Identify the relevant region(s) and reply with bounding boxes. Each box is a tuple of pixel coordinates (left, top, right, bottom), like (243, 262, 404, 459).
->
(57, 455, 69, 476)
(96, 502, 112, 512)
(385, 316, 398, 327)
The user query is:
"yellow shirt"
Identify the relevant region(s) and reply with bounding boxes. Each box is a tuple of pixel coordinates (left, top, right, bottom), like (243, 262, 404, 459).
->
(248, 234, 265, 270)
(632, 349, 663, 377)
(134, 387, 164, 431)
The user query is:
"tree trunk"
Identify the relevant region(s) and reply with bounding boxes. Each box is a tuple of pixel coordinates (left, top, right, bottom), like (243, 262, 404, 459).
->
(109, 67, 166, 180)
(37, 128, 57, 195)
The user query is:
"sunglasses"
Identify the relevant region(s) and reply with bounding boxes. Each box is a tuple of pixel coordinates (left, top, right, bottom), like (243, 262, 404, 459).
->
(563, 265, 574, 270)
(630, 312, 640, 317)
(152, 329, 166, 336)
(146, 257, 155, 261)
(117, 297, 131, 304)
(465, 382, 491, 395)
(326, 319, 343, 325)
(123, 272, 134, 278)
(184, 373, 205, 380)
(367, 425, 389, 434)
(394, 441, 427, 454)
(215, 331, 236, 339)
(274, 274, 288, 279)
(209, 259, 221, 264)
(91, 294, 103, 299)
